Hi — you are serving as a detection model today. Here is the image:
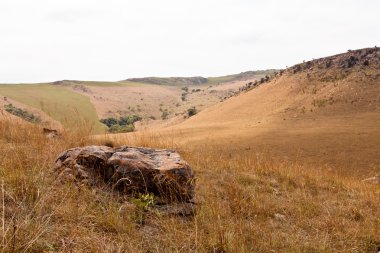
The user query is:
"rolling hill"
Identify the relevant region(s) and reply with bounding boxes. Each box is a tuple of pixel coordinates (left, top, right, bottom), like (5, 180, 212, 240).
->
(141, 47, 380, 172)
(0, 84, 106, 133)
(0, 71, 273, 132)
(1, 48, 379, 253)
(124, 70, 275, 86)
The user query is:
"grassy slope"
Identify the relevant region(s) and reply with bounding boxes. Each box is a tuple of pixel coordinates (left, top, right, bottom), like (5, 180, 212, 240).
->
(1, 120, 379, 252)
(207, 70, 276, 85)
(142, 48, 380, 172)
(0, 84, 106, 133)
(0, 49, 379, 252)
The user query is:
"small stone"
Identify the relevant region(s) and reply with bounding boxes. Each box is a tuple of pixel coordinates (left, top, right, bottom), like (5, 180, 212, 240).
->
(362, 175, 380, 184)
(274, 213, 286, 221)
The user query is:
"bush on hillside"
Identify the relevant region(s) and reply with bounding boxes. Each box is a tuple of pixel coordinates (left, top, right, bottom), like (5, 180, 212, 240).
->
(109, 124, 135, 133)
(119, 115, 142, 126)
(4, 104, 41, 123)
(161, 110, 169, 120)
(187, 107, 197, 117)
(100, 117, 118, 127)
(100, 115, 141, 133)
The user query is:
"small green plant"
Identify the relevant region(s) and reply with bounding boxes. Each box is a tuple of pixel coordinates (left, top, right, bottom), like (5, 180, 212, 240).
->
(131, 193, 155, 224)
(118, 115, 142, 126)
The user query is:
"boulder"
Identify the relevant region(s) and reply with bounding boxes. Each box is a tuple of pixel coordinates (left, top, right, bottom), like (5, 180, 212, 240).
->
(43, 128, 60, 138)
(54, 146, 195, 202)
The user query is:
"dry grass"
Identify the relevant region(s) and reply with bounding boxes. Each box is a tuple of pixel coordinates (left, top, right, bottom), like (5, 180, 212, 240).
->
(0, 119, 379, 253)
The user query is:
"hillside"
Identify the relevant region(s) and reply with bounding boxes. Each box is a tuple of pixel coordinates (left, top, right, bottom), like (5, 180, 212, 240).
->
(125, 76, 208, 86)
(145, 47, 380, 172)
(0, 84, 106, 133)
(0, 71, 272, 132)
(124, 70, 275, 86)
(1, 48, 379, 252)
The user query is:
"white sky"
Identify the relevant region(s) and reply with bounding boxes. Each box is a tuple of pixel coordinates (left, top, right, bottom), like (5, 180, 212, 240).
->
(0, 0, 379, 83)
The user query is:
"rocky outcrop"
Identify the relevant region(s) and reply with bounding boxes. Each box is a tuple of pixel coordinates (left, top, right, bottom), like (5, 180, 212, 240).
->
(54, 146, 195, 202)
(287, 47, 380, 74)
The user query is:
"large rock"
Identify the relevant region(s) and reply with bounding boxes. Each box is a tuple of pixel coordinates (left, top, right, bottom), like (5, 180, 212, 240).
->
(54, 146, 195, 202)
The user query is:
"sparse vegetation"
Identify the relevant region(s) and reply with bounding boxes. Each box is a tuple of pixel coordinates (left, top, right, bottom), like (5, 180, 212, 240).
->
(0, 120, 378, 252)
(0, 47, 378, 252)
(181, 92, 187, 101)
(161, 109, 169, 120)
(4, 104, 41, 123)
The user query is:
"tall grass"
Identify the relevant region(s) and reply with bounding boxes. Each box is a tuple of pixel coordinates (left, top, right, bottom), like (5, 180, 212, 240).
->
(0, 118, 379, 252)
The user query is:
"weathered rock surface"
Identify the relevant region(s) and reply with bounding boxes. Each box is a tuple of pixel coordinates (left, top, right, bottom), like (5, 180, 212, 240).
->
(362, 175, 380, 185)
(54, 146, 195, 202)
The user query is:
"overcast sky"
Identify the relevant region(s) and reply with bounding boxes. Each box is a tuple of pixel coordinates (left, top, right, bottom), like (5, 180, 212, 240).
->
(0, 0, 379, 83)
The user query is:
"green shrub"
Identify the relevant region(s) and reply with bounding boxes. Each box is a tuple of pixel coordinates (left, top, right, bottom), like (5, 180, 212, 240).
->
(4, 104, 41, 123)
(100, 117, 118, 127)
(161, 110, 169, 120)
(109, 124, 135, 133)
(119, 115, 142, 126)
(187, 107, 197, 117)
(100, 115, 141, 133)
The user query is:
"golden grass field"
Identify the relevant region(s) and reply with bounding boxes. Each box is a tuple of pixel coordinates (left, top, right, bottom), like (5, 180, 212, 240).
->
(0, 49, 379, 252)
(0, 118, 379, 252)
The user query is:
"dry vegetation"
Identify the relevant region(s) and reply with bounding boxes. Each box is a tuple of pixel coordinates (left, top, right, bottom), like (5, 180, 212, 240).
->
(0, 117, 379, 253)
(0, 48, 379, 252)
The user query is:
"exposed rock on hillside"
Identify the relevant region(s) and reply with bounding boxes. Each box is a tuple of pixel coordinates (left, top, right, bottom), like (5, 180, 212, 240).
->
(54, 146, 195, 202)
(286, 47, 379, 74)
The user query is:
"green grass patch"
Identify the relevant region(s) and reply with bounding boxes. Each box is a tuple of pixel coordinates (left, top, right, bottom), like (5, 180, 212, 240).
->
(0, 84, 106, 133)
